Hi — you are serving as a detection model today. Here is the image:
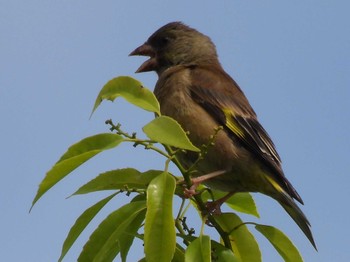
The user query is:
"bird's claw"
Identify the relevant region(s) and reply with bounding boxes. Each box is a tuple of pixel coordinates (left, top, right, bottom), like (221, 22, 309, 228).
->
(205, 201, 222, 215)
(183, 183, 200, 198)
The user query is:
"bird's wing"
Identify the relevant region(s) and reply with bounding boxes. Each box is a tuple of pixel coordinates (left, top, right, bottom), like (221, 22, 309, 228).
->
(188, 65, 303, 203)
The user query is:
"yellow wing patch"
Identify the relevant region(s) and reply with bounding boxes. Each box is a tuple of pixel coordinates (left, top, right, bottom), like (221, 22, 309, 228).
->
(265, 175, 284, 194)
(223, 108, 245, 138)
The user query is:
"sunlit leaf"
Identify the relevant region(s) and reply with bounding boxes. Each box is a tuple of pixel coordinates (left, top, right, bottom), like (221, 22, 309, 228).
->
(143, 116, 199, 152)
(72, 169, 163, 195)
(185, 235, 211, 262)
(58, 193, 118, 262)
(215, 213, 261, 262)
(255, 225, 303, 262)
(78, 201, 146, 262)
(144, 172, 176, 262)
(31, 133, 123, 209)
(225, 193, 259, 218)
(91, 76, 160, 116)
(200, 190, 259, 218)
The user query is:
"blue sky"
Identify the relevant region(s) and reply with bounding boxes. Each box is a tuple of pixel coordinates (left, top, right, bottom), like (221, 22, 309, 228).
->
(1, 1, 349, 261)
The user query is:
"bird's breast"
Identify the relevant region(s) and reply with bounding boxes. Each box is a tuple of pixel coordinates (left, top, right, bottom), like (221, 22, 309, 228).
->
(154, 68, 240, 168)
(154, 68, 217, 142)
(153, 67, 271, 194)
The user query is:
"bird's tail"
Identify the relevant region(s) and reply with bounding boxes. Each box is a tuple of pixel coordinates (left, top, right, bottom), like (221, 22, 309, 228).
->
(265, 174, 317, 249)
(277, 194, 317, 250)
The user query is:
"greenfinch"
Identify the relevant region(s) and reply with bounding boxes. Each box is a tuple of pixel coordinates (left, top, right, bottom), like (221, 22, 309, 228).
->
(130, 21, 316, 249)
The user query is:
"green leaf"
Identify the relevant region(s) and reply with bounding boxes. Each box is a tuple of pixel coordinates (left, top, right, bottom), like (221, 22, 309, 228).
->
(131, 193, 147, 202)
(185, 235, 211, 262)
(210, 240, 238, 262)
(72, 169, 163, 195)
(172, 244, 185, 262)
(225, 193, 259, 218)
(58, 193, 118, 262)
(98, 209, 146, 262)
(143, 116, 200, 152)
(31, 133, 123, 209)
(200, 190, 259, 218)
(255, 225, 303, 262)
(91, 76, 160, 116)
(78, 201, 146, 262)
(215, 213, 261, 262)
(178, 235, 238, 262)
(144, 172, 176, 262)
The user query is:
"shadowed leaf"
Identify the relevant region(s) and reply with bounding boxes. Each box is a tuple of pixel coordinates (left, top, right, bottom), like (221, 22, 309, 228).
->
(78, 201, 146, 262)
(185, 235, 211, 262)
(58, 193, 118, 262)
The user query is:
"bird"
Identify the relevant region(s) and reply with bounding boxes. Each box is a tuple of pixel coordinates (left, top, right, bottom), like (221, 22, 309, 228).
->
(129, 21, 316, 249)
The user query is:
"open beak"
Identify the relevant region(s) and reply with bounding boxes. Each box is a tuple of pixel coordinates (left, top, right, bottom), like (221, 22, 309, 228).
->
(129, 43, 157, 73)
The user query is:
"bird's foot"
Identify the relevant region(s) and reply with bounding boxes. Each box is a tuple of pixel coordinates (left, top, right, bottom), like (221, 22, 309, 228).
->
(205, 192, 235, 215)
(181, 170, 227, 198)
(183, 184, 198, 198)
(205, 201, 223, 215)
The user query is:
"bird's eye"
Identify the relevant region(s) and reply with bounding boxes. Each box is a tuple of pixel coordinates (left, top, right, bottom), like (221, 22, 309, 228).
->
(153, 35, 173, 48)
(161, 36, 171, 45)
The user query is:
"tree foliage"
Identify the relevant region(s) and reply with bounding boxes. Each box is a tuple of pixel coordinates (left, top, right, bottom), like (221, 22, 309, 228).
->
(32, 76, 303, 262)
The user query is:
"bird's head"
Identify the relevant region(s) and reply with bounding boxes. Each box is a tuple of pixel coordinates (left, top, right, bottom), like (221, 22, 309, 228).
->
(130, 22, 219, 75)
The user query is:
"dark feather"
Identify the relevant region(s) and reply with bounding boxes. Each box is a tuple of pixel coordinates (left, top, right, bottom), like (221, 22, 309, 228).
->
(188, 65, 303, 203)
